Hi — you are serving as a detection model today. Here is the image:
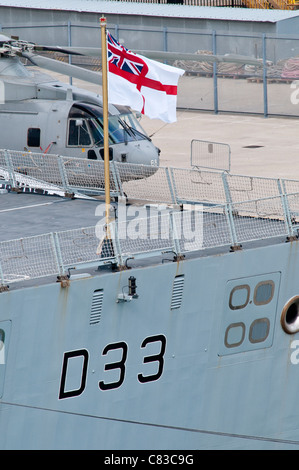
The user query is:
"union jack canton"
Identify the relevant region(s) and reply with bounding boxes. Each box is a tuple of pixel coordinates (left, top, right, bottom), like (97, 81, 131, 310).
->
(107, 32, 148, 93)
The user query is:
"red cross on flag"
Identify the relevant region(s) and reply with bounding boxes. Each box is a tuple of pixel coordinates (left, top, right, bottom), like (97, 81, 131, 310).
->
(107, 32, 185, 123)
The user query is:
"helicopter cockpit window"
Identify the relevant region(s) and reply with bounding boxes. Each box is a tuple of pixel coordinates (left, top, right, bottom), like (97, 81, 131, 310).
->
(119, 113, 150, 142)
(88, 117, 133, 146)
(67, 103, 150, 147)
(68, 119, 91, 147)
(109, 116, 133, 144)
(27, 128, 41, 147)
(88, 119, 104, 146)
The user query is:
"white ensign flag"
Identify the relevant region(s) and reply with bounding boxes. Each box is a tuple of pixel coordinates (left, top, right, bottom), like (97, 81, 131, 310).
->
(107, 32, 185, 123)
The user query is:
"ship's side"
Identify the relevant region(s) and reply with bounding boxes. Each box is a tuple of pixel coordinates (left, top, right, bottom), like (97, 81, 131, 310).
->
(1, 237, 299, 449)
(2, 151, 299, 449)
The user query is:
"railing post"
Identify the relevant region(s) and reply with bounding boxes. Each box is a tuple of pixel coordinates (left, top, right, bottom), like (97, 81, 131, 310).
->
(52, 232, 71, 286)
(4, 150, 16, 188)
(278, 179, 297, 240)
(169, 211, 184, 259)
(221, 172, 233, 204)
(169, 167, 180, 206)
(110, 161, 123, 198)
(57, 156, 71, 194)
(67, 20, 72, 86)
(163, 26, 168, 53)
(165, 167, 176, 204)
(51, 232, 66, 276)
(0, 259, 8, 291)
(262, 33, 268, 118)
(109, 220, 124, 267)
(0, 260, 4, 285)
(225, 203, 242, 251)
(114, 24, 119, 41)
(212, 30, 218, 115)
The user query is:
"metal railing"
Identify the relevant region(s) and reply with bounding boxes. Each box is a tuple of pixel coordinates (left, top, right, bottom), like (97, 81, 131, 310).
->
(2, 150, 299, 287)
(0, 193, 297, 287)
(0, 149, 292, 206)
(2, 149, 299, 208)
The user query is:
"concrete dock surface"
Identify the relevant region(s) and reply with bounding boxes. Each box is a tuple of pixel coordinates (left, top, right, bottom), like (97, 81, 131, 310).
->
(141, 111, 299, 180)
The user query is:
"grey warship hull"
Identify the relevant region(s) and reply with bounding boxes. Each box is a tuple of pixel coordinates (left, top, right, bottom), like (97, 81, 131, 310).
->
(2, 157, 299, 449)
(1, 240, 298, 449)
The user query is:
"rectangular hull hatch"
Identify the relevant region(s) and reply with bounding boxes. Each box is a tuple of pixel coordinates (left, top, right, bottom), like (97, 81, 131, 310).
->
(219, 272, 281, 356)
(90, 289, 104, 325)
(171, 275, 184, 310)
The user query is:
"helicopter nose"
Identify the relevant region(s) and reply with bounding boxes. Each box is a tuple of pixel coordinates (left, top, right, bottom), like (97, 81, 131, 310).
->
(129, 141, 160, 167)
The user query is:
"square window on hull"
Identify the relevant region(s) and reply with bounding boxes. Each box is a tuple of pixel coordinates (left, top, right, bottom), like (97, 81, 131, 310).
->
(27, 128, 41, 147)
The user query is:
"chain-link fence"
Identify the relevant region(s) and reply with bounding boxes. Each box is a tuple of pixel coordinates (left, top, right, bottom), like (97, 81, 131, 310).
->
(1, 22, 299, 117)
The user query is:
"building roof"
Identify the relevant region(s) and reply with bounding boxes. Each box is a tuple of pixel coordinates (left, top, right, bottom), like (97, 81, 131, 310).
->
(1, 0, 299, 22)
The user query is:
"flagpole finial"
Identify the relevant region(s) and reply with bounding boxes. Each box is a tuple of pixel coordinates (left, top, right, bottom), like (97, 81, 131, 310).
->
(100, 15, 107, 27)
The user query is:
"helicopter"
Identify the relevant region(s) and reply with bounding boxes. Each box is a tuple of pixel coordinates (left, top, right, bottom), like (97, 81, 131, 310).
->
(0, 33, 262, 178)
(0, 33, 162, 175)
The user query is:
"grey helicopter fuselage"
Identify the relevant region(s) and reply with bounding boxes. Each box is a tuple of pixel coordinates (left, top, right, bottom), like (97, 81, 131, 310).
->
(0, 56, 160, 167)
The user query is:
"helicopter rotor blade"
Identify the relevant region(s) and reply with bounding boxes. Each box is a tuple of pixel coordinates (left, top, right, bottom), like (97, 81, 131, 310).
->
(34, 45, 84, 56)
(135, 51, 262, 67)
(22, 46, 261, 88)
(22, 51, 102, 85)
(33, 45, 262, 66)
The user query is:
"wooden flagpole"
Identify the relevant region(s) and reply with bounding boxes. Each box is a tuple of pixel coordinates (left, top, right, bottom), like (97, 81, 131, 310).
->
(100, 16, 111, 229)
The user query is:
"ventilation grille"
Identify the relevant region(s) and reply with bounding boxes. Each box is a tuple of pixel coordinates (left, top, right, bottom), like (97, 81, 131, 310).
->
(171, 275, 184, 310)
(90, 289, 103, 325)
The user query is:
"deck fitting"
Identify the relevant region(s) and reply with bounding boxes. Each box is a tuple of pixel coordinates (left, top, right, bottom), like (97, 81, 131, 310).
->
(57, 275, 70, 287)
(230, 244, 242, 252)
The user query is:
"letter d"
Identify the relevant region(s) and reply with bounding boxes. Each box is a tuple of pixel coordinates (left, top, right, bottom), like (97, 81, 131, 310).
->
(59, 349, 89, 399)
